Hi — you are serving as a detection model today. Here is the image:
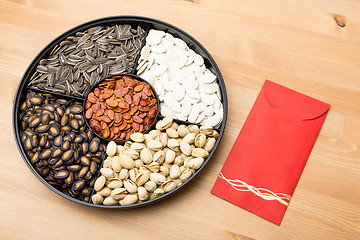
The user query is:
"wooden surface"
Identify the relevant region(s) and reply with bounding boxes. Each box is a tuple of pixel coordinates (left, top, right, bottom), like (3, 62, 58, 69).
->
(1, 0, 359, 239)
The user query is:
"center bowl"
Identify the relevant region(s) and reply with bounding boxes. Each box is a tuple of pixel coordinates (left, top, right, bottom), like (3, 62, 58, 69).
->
(82, 74, 160, 144)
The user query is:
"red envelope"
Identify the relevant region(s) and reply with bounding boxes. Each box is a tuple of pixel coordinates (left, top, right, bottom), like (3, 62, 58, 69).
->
(211, 80, 330, 225)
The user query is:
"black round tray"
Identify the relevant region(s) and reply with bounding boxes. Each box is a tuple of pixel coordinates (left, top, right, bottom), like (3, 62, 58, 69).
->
(13, 16, 228, 208)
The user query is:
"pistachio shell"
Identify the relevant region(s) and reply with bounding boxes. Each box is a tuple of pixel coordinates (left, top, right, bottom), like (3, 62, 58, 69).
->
(204, 137, 216, 152)
(123, 179, 138, 193)
(119, 169, 129, 180)
(148, 130, 160, 139)
(177, 125, 190, 138)
(129, 169, 139, 182)
(140, 148, 153, 164)
(188, 125, 200, 134)
(94, 175, 106, 191)
(144, 180, 157, 192)
(165, 149, 176, 163)
(135, 159, 143, 168)
(125, 148, 140, 159)
(130, 142, 146, 152)
(211, 130, 219, 138)
(111, 156, 122, 172)
(167, 139, 180, 151)
(156, 132, 168, 147)
(153, 150, 165, 164)
(111, 188, 128, 200)
(91, 193, 103, 205)
(170, 165, 180, 179)
(98, 187, 112, 197)
(184, 156, 194, 168)
(189, 157, 205, 169)
(147, 140, 163, 151)
(191, 148, 209, 158)
(160, 116, 173, 129)
(174, 156, 184, 166)
(103, 196, 118, 205)
(161, 180, 177, 192)
(107, 178, 123, 189)
(194, 133, 206, 148)
(119, 153, 135, 169)
(155, 121, 162, 130)
(182, 132, 196, 144)
(150, 172, 166, 185)
(180, 141, 191, 156)
(135, 170, 151, 186)
(200, 125, 213, 135)
(116, 145, 125, 155)
(148, 162, 160, 173)
(138, 186, 149, 201)
(159, 166, 170, 177)
(100, 168, 114, 179)
(121, 193, 138, 205)
(106, 141, 117, 157)
(166, 128, 179, 138)
(130, 132, 145, 143)
(179, 168, 194, 182)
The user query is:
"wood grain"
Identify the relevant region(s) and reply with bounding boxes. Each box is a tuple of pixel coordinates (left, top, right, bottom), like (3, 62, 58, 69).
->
(1, 0, 359, 239)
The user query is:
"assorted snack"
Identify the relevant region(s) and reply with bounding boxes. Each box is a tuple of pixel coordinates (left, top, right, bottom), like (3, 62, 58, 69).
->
(91, 117, 218, 205)
(137, 29, 223, 128)
(19, 91, 106, 201)
(28, 24, 146, 97)
(17, 21, 224, 206)
(85, 75, 158, 141)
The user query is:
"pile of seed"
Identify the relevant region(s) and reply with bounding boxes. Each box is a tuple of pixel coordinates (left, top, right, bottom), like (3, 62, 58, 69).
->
(137, 29, 223, 127)
(19, 91, 106, 201)
(85, 75, 158, 140)
(28, 25, 146, 97)
(91, 117, 218, 206)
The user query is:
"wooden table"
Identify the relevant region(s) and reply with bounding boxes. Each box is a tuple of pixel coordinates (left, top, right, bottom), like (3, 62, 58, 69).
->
(1, 0, 359, 239)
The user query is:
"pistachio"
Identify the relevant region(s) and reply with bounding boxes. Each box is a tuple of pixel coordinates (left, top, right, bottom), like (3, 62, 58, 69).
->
(138, 187, 149, 201)
(155, 120, 162, 130)
(119, 169, 129, 180)
(144, 134, 153, 144)
(170, 122, 178, 130)
(111, 188, 128, 200)
(119, 153, 135, 169)
(165, 149, 176, 163)
(180, 141, 191, 156)
(106, 141, 117, 157)
(103, 196, 118, 206)
(184, 156, 194, 168)
(116, 145, 125, 155)
(160, 116, 173, 129)
(107, 178, 123, 189)
(153, 150, 165, 164)
(166, 128, 179, 138)
(111, 156, 122, 172)
(189, 157, 205, 169)
(192, 148, 209, 158)
(130, 132, 145, 143)
(182, 132, 196, 144)
(194, 133, 206, 148)
(188, 125, 200, 134)
(177, 125, 190, 138)
(100, 168, 114, 179)
(130, 142, 146, 152)
(129, 169, 139, 182)
(135, 170, 151, 186)
(98, 187, 112, 197)
(94, 175, 106, 191)
(204, 137, 216, 152)
(211, 130, 219, 138)
(91, 193, 104, 205)
(147, 140, 163, 151)
(140, 147, 153, 164)
(170, 165, 180, 179)
(135, 159, 143, 168)
(144, 180, 157, 192)
(174, 156, 184, 166)
(121, 193, 138, 205)
(156, 132, 168, 147)
(125, 148, 140, 159)
(161, 180, 177, 193)
(154, 188, 164, 196)
(167, 139, 180, 151)
(159, 166, 170, 177)
(200, 125, 213, 135)
(148, 162, 160, 173)
(179, 168, 194, 182)
(123, 179, 138, 193)
(150, 172, 166, 185)
(148, 129, 160, 139)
